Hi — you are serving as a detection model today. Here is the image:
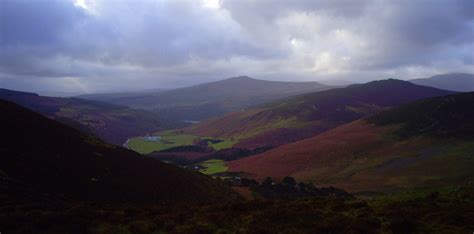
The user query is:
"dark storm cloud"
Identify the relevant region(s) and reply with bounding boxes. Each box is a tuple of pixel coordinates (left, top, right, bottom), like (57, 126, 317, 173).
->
(0, 0, 473, 93)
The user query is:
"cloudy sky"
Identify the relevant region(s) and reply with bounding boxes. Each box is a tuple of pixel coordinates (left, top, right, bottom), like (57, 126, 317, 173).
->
(1, 0, 473, 94)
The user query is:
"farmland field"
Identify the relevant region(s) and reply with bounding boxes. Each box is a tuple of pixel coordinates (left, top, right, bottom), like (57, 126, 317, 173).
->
(207, 138, 238, 150)
(127, 131, 198, 154)
(197, 159, 228, 175)
(127, 131, 237, 154)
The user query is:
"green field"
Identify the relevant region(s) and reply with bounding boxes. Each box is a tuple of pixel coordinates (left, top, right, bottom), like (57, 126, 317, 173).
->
(127, 131, 199, 154)
(127, 131, 237, 154)
(197, 159, 228, 175)
(207, 139, 237, 150)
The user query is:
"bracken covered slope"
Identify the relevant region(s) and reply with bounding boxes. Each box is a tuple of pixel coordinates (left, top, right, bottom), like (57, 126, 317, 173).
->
(228, 92, 474, 192)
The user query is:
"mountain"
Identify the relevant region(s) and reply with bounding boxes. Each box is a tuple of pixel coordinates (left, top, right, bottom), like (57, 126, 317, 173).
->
(0, 88, 168, 145)
(227, 92, 474, 192)
(410, 73, 474, 92)
(187, 79, 455, 149)
(79, 76, 331, 121)
(0, 100, 238, 204)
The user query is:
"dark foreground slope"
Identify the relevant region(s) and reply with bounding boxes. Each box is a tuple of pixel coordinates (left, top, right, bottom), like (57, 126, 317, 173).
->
(79, 76, 331, 121)
(228, 92, 474, 192)
(189, 79, 454, 149)
(0, 88, 167, 145)
(410, 73, 474, 92)
(0, 100, 237, 204)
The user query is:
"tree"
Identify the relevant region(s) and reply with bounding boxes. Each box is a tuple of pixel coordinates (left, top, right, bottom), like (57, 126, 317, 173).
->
(281, 176, 297, 188)
(261, 177, 273, 188)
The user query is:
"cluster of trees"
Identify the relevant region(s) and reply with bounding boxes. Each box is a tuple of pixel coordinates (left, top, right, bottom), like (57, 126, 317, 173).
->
(233, 176, 351, 199)
(150, 146, 274, 166)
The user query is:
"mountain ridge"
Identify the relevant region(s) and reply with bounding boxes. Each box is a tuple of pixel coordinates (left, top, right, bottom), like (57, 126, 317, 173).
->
(409, 73, 474, 92)
(78, 76, 332, 121)
(186, 79, 455, 149)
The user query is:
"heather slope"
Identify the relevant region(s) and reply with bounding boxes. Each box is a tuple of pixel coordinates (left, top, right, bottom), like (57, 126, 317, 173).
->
(228, 92, 474, 192)
(189, 79, 455, 149)
(79, 76, 331, 121)
(0, 100, 238, 204)
(0, 88, 167, 145)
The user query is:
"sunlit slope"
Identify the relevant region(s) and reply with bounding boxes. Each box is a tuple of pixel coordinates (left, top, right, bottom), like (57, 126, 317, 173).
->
(188, 79, 454, 149)
(228, 92, 474, 192)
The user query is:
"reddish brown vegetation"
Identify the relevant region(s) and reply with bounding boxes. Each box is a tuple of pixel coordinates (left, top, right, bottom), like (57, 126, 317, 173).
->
(227, 120, 385, 182)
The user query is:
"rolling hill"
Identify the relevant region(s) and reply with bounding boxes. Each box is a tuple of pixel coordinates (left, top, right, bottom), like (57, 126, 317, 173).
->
(227, 92, 474, 192)
(79, 76, 331, 121)
(187, 79, 455, 149)
(0, 100, 238, 204)
(410, 73, 474, 92)
(0, 88, 168, 145)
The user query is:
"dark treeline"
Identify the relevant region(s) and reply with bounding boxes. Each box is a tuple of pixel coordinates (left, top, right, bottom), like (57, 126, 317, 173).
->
(149, 146, 274, 166)
(224, 176, 351, 200)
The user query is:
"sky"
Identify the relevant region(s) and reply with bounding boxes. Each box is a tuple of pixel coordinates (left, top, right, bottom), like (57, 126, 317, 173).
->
(1, 0, 473, 94)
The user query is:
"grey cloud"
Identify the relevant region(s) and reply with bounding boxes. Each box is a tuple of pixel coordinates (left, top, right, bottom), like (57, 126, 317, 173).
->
(0, 0, 85, 45)
(0, 0, 473, 93)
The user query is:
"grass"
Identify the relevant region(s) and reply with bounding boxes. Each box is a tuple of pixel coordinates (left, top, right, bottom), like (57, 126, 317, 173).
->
(197, 159, 228, 175)
(207, 139, 238, 150)
(127, 131, 199, 154)
(127, 129, 238, 154)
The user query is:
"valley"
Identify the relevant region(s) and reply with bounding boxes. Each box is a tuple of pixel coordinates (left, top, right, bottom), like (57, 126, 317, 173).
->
(2, 75, 474, 233)
(3, 1, 474, 232)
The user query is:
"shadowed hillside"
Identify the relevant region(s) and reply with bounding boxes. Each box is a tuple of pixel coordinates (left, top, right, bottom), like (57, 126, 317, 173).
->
(227, 92, 474, 192)
(368, 91, 474, 138)
(0, 100, 238, 204)
(79, 76, 331, 121)
(0, 89, 169, 145)
(188, 79, 455, 149)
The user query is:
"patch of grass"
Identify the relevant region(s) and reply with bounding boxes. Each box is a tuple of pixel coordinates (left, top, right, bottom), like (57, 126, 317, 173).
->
(197, 159, 228, 175)
(207, 139, 238, 150)
(127, 131, 199, 154)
